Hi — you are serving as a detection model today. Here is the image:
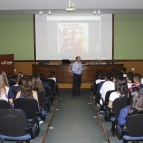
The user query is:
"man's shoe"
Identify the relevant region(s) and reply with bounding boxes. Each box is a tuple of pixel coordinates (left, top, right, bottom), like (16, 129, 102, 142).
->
(77, 93, 81, 96)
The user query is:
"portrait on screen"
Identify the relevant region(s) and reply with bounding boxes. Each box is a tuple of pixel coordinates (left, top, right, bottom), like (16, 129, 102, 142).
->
(58, 23, 88, 54)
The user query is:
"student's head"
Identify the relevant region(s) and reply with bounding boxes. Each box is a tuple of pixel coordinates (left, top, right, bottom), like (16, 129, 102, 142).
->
(99, 71, 105, 79)
(1, 71, 9, 87)
(130, 87, 143, 113)
(8, 76, 17, 86)
(126, 72, 133, 82)
(50, 72, 54, 77)
(105, 72, 112, 81)
(76, 56, 81, 62)
(112, 72, 122, 82)
(21, 76, 33, 98)
(39, 73, 45, 80)
(110, 69, 116, 77)
(0, 71, 7, 96)
(115, 77, 129, 98)
(18, 72, 23, 77)
(95, 70, 101, 79)
(32, 73, 44, 91)
(133, 73, 141, 84)
(121, 67, 127, 73)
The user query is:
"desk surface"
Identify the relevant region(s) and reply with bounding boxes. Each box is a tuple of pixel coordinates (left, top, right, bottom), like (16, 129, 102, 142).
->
(32, 63, 123, 83)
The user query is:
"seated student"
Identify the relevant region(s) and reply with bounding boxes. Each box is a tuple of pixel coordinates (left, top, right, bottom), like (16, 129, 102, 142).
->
(100, 72, 115, 102)
(15, 76, 46, 123)
(49, 71, 56, 82)
(0, 71, 14, 108)
(95, 71, 105, 85)
(130, 73, 143, 90)
(17, 72, 23, 85)
(93, 70, 101, 87)
(10, 75, 21, 91)
(126, 72, 134, 88)
(108, 77, 129, 109)
(94, 72, 105, 102)
(121, 67, 127, 78)
(39, 73, 51, 90)
(117, 87, 143, 143)
(32, 73, 45, 91)
(15, 76, 39, 104)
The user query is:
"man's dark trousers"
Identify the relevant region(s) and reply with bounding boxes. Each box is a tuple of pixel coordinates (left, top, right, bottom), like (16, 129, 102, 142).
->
(72, 73, 81, 95)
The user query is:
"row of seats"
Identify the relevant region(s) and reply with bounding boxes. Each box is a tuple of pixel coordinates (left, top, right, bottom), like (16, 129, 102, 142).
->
(91, 68, 143, 143)
(0, 71, 59, 143)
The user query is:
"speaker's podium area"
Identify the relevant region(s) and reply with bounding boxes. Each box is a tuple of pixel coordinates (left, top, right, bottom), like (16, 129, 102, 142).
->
(32, 62, 123, 88)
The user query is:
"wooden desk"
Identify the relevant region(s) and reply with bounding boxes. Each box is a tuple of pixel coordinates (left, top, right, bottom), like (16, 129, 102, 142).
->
(32, 63, 123, 83)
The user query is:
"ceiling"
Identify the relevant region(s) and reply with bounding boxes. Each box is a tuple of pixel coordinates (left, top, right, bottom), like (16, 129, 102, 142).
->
(0, 0, 143, 15)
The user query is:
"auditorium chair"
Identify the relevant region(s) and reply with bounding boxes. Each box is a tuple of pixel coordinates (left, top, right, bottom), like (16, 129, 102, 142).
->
(115, 114, 143, 143)
(106, 97, 129, 136)
(0, 100, 10, 109)
(44, 86, 53, 105)
(14, 98, 46, 122)
(37, 90, 50, 112)
(0, 109, 39, 143)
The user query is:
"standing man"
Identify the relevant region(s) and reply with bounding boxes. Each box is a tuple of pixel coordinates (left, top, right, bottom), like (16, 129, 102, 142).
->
(72, 56, 85, 97)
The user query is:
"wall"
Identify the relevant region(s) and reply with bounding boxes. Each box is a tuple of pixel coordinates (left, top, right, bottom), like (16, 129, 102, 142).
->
(0, 15, 34, 60)
(114, 14, 143, 60)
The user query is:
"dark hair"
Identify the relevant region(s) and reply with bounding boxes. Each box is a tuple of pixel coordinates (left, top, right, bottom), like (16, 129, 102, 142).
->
(106, 72, 112, 80)
(115, 77, 129, 98)
(127, 72, 133, 81)
(113, 72, 122, 79)
(134, 73, 141, 83)
(110, 69, 116, 77)
(129, 87, 143, 114)
(17, 72, 23, 85)
(121, 67, 127, 73)
(21, 76, 33, 98)
(39, 73, 45, 81)
(99, 71, 104, 79)
(32, 73, 44, 91)
(8, 76, 17, 86)
(50, 72, 55, 77)
(95, 70, 101, 79)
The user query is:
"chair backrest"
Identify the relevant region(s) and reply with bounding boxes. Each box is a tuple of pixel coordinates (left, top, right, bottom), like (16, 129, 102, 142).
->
(11, 89, 19, 100)
(105, 90, 115, 103)
(44, 86, 51, 97)
(0, 109, 28, 136)
(112, 97, 129, 118)
(126, 114, 143, 137)
(37, 91, 46, 107)
(0, 100, 10, 109)
(45, 79, 55, 91)
(14, 98, 39, 119)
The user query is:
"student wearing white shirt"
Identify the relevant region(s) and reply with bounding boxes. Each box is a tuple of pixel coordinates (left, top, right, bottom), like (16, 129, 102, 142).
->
(100, 72, 115, 102)
(108, 77, 129, 109)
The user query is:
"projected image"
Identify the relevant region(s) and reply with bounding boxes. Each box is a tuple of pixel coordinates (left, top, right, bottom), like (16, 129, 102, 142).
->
(58, 23, 88, 54)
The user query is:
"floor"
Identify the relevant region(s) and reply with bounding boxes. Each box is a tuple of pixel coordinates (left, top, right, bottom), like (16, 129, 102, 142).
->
(45, 89, 106, 143)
